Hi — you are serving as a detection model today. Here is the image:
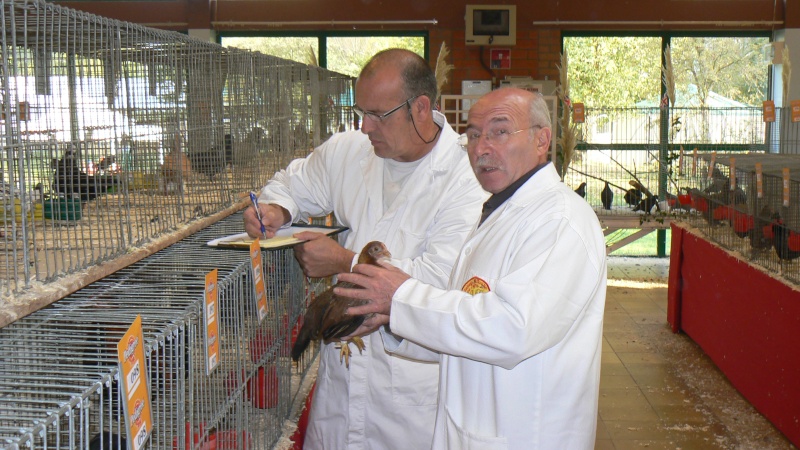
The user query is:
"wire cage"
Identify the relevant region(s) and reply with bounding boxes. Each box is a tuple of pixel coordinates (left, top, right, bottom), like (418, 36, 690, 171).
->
(0, 0, 355, 296)
(0, 212, 324, 450)
(680, 152, 800, 284)
(565, 106, 767, 218)
(570, 103, 800, 282)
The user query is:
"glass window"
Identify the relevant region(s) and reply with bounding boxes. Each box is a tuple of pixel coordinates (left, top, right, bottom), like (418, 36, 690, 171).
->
(670, 36, 769, 107)
(564, 36, 661, 109)
(222, 35, 425, 77)
(223, 37, 319, 65)
(326, 36, 424, 77)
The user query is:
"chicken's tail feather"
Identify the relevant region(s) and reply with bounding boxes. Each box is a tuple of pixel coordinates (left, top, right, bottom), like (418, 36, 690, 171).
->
(291, 324, 314, 361)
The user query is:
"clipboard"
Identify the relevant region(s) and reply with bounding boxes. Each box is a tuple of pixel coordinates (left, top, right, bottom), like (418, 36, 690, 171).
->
(206, 224, 348, 251)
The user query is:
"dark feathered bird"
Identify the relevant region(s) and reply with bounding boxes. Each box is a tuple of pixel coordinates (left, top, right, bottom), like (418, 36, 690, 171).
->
(772, 218, 800, 261)
(52, 147, 119, 201)
(574, 182, 587, 199)
(89, 432, 126, 450)
(633, 195, 660, 213)
(749, 205, 774, 249)
(600, 182, 613, 210)
(291, 241, 392, 367)
(624, 188, 643, 207)
(187, 134, 233, 180)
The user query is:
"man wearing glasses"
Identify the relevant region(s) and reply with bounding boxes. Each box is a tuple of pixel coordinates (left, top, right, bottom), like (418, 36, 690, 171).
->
(338, 88, 607, 449)
(244, 48, 486, 449)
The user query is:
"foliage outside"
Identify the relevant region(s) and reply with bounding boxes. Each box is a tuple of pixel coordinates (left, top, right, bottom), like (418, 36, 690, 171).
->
(565, 36, 769, 108)
(222, 36, 424, 77)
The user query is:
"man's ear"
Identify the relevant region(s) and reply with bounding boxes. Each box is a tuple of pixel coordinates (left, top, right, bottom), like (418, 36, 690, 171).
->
(537, 127, 552, 154)
(414, 95, 433, 115)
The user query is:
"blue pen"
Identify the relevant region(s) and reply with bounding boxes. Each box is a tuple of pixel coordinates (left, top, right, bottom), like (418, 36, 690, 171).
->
(249, 192, 268, 240)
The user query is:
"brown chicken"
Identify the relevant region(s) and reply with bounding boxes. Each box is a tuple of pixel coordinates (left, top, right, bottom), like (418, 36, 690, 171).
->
(291, 241, 391, 367)
(159, 136, 192, 194)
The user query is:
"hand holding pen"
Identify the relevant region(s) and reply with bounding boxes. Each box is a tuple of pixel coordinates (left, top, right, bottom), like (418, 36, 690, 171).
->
(249, 192, 269, 240)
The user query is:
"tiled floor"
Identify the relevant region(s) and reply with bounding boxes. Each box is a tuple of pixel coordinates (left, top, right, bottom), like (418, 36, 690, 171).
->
(599, 257, 796, 449)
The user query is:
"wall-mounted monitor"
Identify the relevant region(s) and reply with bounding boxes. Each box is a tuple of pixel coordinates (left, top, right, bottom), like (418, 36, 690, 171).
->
(465, 5, 516, 46)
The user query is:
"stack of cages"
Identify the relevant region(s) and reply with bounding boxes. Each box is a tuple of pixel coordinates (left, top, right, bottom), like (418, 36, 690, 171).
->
(0, 0, 355, 296)
(0, 0, 353, 444)
(679, 151, 800, 284)
(566, 106, 764, 220)
(0, 213, 323, 449)
(565, 106, 666, 218)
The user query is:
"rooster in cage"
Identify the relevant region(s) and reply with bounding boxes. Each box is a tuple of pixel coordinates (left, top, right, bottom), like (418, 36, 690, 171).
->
(761, 211, 800, 261)
(52, 146, 119, 201)
(187, 134, 233, 181)
(291, 241, 392, 367)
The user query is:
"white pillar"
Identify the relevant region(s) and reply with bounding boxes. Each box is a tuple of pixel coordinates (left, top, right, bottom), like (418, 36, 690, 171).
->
(188, 29, 217, 43)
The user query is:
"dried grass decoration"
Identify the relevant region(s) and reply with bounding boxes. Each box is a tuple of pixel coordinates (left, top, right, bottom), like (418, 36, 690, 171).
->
(434, 41, 454, 107)
(556, 51, 577, 180)
(783, 43, 791, 107)
(662, 45, 676, 107)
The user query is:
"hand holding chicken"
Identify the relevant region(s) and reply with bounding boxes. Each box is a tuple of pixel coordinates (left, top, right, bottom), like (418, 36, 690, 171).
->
(335, 260, 411, 319)
(291, 241, 394, 367)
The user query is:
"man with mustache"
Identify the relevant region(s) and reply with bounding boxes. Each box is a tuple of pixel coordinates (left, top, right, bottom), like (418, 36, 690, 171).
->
(339, 87, 607, 449)
(244, 48, 487, 449)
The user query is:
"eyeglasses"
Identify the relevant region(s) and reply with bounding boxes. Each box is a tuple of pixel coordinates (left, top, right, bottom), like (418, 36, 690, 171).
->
(353, 95, 419, 123)
(458, 126, 540, 149)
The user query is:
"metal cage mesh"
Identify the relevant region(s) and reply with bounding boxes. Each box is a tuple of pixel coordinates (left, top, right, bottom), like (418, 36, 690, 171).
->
(0, 0, 354, 296)
(0, 212, 323, 449)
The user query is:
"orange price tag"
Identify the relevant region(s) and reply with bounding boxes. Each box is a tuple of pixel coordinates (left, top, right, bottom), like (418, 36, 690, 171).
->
(763, 100, 776, 122)
(708, 152, 717, 180)
(18, 102, 29, 121)
(250, 239, 268, 322)
(783, 167, 791, 207)
(117, 315, 152, 450)
(792, 100, 800, 122)
(755, 163, 763, 199)
(204, 269, 220, 375)
(572, 102, 585, 123)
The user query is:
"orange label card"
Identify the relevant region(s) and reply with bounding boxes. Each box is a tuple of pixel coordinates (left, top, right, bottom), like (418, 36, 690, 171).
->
(572, 103, 585, 123)
(204, 269, 220, 375)
(755, 163, 763, 199)
(783, 167, 791, 207)
(250, 239, 268, 322)
(763, 100, 775, 122)
(708, 152, 717, 180)
(791, 100, 800, 122)
(117, 315, 152, 450)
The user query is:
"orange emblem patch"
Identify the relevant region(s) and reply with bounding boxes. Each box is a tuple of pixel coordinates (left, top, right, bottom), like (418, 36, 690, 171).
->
(461, 276, 490, 295)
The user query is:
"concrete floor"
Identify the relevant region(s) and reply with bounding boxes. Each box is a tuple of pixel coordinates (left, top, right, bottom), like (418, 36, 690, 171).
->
(599, 257, 796, 449)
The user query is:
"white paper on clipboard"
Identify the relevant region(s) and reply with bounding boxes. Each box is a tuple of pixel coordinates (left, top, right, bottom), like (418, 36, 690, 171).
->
(206, 225, 347, 250)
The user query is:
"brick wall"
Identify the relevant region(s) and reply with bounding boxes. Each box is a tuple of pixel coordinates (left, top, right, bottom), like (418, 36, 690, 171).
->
(431, 28, 561, 96)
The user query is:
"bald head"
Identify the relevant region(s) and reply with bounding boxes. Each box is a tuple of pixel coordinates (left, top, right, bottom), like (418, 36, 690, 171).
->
(465, 87, 553, 192)
(358, 49, 437, 106)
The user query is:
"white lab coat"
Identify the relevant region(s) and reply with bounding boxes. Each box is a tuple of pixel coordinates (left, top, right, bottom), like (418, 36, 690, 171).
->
(259, 114, 487, 450)
(384, 163, 606, 450)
